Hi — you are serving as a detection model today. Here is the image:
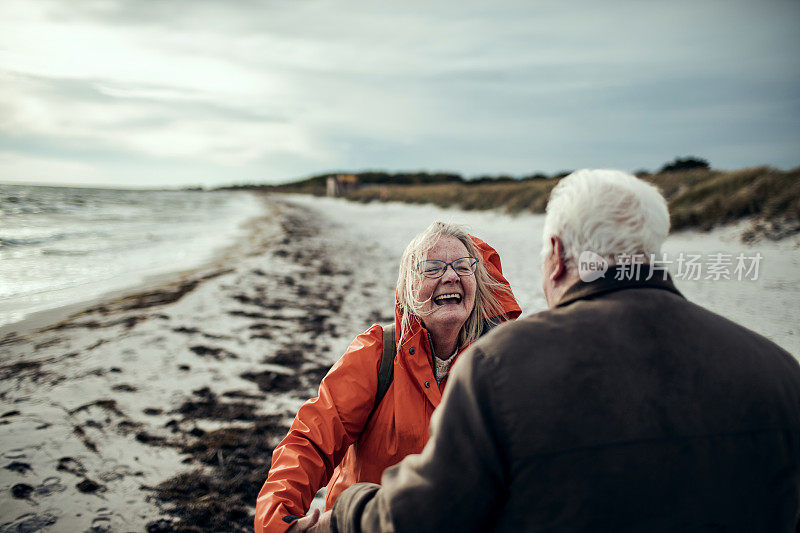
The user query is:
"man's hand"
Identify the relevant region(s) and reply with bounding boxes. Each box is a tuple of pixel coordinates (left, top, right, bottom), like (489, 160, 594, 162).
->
(306, 510, 331, 532)
(286, 509, 332, 533)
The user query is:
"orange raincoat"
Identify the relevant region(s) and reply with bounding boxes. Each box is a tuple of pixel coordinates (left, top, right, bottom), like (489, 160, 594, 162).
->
(255, 237, 521, 532)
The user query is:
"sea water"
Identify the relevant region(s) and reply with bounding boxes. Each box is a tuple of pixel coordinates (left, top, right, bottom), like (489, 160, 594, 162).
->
(0, 184, 264, 328)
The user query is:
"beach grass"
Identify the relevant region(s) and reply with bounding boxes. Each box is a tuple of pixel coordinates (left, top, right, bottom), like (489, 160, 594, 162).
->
(226, 164, 800, 237)
(658, 166, 800, 230)
(340, 166, 800, 234)
(346, 179, 557, 214)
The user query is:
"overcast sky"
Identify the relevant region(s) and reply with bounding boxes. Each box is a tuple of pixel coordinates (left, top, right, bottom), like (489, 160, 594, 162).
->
(1, 0, 799, 188)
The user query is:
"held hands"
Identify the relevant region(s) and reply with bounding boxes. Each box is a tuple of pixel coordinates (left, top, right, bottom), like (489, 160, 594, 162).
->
(287, 509, 333, 533)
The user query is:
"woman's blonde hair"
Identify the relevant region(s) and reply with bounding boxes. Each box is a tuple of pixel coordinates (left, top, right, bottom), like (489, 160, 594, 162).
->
(395, 222, 511, 350)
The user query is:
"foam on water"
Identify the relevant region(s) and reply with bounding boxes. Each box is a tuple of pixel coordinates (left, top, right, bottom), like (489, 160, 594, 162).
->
(0, 185, 265, 328)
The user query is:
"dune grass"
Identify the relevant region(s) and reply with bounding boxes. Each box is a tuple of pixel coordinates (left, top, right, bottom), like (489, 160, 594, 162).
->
(658, 166, 800, 230)
(346, 179, 557, 214)
(342, 166, 799, 235)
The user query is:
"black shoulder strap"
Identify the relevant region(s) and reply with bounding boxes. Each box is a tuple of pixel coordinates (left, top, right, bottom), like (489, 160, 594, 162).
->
(364, 324, 396, 428)
(377, 323, 396, 405)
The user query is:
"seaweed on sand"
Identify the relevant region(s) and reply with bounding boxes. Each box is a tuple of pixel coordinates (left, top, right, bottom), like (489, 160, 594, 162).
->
(174, 387, 260, 421)
(145, 416, 287, 532)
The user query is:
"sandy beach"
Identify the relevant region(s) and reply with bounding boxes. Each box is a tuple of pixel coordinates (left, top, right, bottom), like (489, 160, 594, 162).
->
(0, 195, 398, 532)
(1, 193, 798, 532)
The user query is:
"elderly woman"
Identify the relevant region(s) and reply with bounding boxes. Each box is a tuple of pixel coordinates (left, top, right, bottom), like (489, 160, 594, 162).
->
(255, 222, 521, 532)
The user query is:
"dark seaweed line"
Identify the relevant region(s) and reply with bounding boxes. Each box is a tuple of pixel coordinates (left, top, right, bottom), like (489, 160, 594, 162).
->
(143, 203, 346, 533)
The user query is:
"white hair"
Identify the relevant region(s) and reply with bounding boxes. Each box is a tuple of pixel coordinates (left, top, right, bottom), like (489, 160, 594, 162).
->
(541, 169, 670, 267)
(396, 222, 510, 348)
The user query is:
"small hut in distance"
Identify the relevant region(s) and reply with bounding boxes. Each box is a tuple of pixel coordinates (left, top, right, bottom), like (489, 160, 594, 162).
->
(326, 174, 359, 197)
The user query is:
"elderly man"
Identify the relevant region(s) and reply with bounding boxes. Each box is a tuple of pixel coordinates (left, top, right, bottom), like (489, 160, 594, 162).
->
(301, 169, 800, 532)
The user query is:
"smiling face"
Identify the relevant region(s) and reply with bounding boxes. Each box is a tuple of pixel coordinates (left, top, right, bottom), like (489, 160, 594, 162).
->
(417, 236, 477, 340)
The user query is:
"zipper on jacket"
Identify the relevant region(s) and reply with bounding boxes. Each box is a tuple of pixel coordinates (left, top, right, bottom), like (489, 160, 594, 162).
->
(426, 331, 436, 367)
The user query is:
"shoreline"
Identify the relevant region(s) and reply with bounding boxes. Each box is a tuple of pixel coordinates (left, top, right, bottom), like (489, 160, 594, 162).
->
(0, 191, 268, 342)
(0, 269, 220, 343)
(0, 189, 264, 334)
(0, 195, 396, 532)
(0, 197, 287, 532)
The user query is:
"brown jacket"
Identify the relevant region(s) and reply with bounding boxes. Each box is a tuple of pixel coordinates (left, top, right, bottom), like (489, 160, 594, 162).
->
(332, 272, 800, 532)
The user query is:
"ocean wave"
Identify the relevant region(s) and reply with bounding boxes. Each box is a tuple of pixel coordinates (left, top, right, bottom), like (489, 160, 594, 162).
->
(0, 233, 73, 248)
(41, 249, 92, 257)
(0, 236, 60, 248)
(0, 187, 264, 330)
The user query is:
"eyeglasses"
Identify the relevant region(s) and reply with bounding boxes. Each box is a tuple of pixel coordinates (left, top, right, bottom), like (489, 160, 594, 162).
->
(417, 257, 479, 279)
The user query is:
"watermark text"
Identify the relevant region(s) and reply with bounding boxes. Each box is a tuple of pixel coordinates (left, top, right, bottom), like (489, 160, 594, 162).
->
(577, 251, 763, 282)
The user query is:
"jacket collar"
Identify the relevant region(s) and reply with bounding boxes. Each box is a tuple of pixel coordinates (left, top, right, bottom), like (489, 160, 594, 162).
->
(556, 266, 684, 308)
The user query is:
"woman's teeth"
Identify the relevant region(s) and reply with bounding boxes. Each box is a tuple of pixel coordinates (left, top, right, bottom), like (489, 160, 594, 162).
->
(434, 293, 462, 305)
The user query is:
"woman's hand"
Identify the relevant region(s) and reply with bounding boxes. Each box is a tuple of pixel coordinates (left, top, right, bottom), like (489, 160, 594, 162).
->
(287, 509, 332, 532)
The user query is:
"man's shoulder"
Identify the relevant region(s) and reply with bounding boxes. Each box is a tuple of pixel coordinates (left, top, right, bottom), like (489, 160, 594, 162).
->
(473, 299, 612, 354)
(473, 289, 797, 375)
(467, 306, 588, 376)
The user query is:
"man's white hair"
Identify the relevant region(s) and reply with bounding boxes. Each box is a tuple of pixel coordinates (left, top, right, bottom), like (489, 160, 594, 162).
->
(541, 169, 670, 267)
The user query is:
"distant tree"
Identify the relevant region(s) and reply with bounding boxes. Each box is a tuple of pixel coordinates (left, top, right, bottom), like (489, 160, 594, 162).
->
(281, 170, 465, 188)
(468, 175, 491, 184)
(466, 175, 516, 185)
(634, 169, 651, 177)
(421, 172, 463, 184)
(659, 156, 710, 173)
(552, 170, 574, 180)
(521, 173, 549, 181)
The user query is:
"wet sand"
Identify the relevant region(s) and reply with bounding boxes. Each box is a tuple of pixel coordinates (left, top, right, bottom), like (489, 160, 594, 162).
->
(0, 196, 395, 532)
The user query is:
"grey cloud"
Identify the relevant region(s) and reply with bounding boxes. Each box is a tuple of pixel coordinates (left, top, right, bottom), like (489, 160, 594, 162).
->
(0, 130, 156, 164)
(3, 0, 799, 187)
(2, 70, 289, 125)
(41, 0, 314, 35)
